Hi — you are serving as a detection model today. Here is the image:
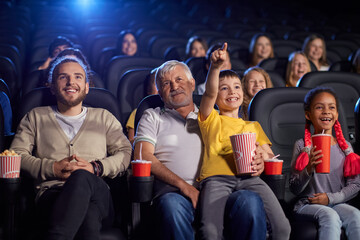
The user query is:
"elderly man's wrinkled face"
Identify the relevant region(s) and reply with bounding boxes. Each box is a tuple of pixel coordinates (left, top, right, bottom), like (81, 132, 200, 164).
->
(157, 65, 195, 109)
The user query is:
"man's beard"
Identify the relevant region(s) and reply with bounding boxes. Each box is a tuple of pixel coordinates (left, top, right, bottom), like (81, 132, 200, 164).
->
(166, 90, 192, 109)
(55, 87, 87, 107)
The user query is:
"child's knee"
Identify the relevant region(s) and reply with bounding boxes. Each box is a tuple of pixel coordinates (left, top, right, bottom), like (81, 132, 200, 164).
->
(345, 209, 360, 227)
(317, 207, 342, 228)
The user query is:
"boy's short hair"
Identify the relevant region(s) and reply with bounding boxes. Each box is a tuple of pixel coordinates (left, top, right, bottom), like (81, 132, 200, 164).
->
(49, 36, 74, 58)
(219, 69, 240, 81)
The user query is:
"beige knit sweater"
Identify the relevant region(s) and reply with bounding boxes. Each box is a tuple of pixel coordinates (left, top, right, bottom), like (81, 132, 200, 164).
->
(11, 106, 132, 197)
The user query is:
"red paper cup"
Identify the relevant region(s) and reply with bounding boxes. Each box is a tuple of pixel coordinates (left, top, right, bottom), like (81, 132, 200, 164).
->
(0, 155, 21, 178)
(264, 159, 283, 175)
(230, 133, 257, 175)
(131, 160, 151, 177)
(312, 134, 331, 174)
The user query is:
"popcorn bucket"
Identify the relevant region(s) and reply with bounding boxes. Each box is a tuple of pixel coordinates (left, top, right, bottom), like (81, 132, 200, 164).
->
(0, 155, 21, 178)
(230, 133, 257, 174)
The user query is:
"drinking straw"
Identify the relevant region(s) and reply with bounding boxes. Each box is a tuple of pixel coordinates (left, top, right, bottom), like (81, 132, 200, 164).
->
(140, 143, 142, 160)
(272, 154, 280, 159)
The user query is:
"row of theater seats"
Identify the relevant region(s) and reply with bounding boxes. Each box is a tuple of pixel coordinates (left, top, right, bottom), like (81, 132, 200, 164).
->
(1, 0, 360, 239)
(130, 87, 360, 240)
(2, 81, 359, 240)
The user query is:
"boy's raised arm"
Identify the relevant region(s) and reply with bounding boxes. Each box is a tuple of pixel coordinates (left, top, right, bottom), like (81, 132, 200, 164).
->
(199, 43, 228, 121)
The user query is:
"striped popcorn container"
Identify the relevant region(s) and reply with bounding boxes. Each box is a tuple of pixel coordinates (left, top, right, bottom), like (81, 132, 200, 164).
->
(0, 155, 21, 178)
(230, 133, 256, 175)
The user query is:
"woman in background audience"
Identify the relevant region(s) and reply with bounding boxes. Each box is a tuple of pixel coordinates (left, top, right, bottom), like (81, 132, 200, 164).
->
(352, 48, 360, 74)
(285, 51, 311, 87)
(241, 67, 273, 120)
(116, 30, 138, 56)
(302, 34, 329, 71)
(186, 36, 208, 59)
(248, 33, 274, 67)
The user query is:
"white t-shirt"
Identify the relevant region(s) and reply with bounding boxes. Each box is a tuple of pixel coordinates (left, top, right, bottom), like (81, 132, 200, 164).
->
(53, 106, 88, 141)
(134, 105, 202, 186)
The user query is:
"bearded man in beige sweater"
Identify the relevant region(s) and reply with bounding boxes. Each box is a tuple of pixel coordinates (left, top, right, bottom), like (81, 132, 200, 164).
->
(11, 56, 132, 240)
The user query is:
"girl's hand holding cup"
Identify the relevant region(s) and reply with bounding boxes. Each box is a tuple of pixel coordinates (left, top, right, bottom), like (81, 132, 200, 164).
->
(306, 146, 323, 174)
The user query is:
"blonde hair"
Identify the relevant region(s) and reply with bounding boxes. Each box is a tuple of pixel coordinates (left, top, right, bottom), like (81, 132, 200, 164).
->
(241, 67, 273, 120)
(302, 34, 329, 66)
(285, 51, 311, 87)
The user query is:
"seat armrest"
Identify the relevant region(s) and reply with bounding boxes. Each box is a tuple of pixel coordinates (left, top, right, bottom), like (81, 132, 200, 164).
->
(261, 174, 286, 200)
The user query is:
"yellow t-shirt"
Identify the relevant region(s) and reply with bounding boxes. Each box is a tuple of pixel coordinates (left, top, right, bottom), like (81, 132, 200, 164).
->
(198, 109, 271, 181)
(126, 109, 137, 130)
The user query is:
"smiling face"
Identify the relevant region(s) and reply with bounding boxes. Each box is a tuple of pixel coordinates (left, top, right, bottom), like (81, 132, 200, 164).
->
(291, 53, 309, 81)
(307, 38, 324, 62)
(122, 33, 137, 56)
(255, 36, 272, 60)
(191, 40, 206, 58)
(305, 92, 338, 134)
(157, 65, 195, 109)
(216, 76, 243, 113)
(246, 70, 266, 97)
(51, 61, 89, 109)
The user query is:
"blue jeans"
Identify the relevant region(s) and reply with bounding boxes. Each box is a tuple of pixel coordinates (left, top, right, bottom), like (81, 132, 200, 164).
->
(224, 190, 267, 240)
(153, 190, 266, 240)
(153, 192, 195, 240)
(297, 203, 360, 240)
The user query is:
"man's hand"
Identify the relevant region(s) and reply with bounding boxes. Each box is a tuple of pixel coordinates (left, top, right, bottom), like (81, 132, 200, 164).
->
(210, 42, 228, 69)
(179, 182, 199, 209)
(53, 155, 94, 180)
(64, 155, 94, 174)
(308, 193, 329, 205)
(53, 155, 75, 180)
(251, 142, 266, 176)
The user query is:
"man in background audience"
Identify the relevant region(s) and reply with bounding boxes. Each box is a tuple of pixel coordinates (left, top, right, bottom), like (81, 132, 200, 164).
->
(38, 36, 74, 70)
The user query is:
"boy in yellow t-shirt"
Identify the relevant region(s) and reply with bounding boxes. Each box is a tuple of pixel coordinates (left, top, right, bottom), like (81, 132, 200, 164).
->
(197, 43, 290, 240)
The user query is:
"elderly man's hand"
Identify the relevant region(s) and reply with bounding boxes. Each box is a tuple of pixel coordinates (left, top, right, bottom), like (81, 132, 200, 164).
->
(179, 181, 199, 209)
